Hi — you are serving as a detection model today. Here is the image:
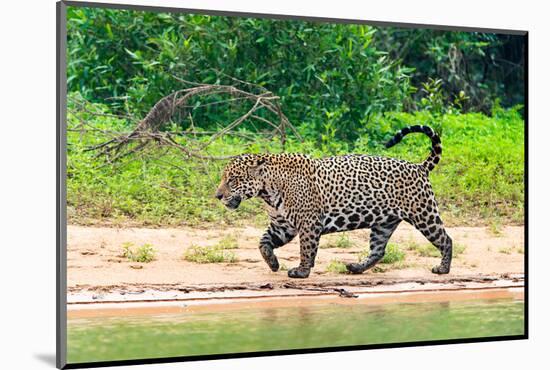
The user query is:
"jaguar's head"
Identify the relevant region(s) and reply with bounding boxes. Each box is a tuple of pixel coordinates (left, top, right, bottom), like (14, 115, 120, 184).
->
(215, 154, 269, 210)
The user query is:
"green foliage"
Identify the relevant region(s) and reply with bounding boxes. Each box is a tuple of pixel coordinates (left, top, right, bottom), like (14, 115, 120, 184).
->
(66, 97, 265, 226)
(355, 106, 525, 224)
(325, 260, 348, 274)
(215, 235, 239, 249)
(67, 7, 416, 143)
(374, 28, 525, 113)
(64, 9, 524, 228)
(321, 233, 355, 249)
(380, 244, 406, 264)
(67, 98, 524, 226)
(406, 241, 466, 258)
(184, 245, 238, 263)
(67, 8, 524, 143)
(488, 219, 504, 236)
(121, 242, 156, 262)
(359, 243, 405, 264)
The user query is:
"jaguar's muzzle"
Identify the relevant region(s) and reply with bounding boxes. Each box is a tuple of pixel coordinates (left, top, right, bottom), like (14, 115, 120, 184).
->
(225, 195, 242, 210)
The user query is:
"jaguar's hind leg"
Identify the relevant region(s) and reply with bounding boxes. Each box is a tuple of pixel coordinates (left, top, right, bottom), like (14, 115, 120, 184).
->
(346, 217, 401, 274)
(287, 217, 323, 279)
(414, 215, 453, 274)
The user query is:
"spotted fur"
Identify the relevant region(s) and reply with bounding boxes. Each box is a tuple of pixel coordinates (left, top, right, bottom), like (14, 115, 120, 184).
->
(215, 125, 452, 278)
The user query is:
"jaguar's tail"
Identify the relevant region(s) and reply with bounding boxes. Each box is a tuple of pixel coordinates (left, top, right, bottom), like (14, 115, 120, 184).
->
(384, 125, 442, 172)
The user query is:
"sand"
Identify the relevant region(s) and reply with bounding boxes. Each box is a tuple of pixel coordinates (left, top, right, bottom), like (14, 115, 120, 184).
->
(67, 223, 524, 295)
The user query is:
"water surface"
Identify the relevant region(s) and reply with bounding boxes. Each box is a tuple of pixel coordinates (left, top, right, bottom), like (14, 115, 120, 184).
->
(68, 298, 524, 364)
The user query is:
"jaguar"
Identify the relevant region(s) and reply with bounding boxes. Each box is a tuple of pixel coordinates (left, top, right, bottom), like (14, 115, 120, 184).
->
(215, 125, 452, 279)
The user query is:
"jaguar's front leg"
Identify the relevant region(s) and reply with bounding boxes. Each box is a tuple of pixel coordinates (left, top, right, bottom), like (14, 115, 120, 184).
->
(288, 219, 322, 279)
(259, 220, 296, 272)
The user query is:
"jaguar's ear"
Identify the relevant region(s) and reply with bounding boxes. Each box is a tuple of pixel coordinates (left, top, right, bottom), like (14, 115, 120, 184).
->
(250, 158, 268, 177)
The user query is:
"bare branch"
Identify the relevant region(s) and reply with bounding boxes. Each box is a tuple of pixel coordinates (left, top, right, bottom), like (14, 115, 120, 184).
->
(78, 80, 302, 162)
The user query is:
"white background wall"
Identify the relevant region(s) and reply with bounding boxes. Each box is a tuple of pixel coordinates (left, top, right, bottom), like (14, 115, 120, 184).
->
(1, 0, 547, 369)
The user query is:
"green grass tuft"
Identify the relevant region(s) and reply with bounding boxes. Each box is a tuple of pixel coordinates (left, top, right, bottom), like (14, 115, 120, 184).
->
(358, 243, 405, 264)
(380, 243, 406, 264)
(215, 235, 239, 249)
(325, 260, 348, 274)
(488, 219, 504, 236)
(453, 244, 467, 257)
(321, 233, 355, 249)
(183, 245, 238, 263)
(498, 246, 513, 254)
(121, 242, 156, 263)
(406, 241, 466, 258)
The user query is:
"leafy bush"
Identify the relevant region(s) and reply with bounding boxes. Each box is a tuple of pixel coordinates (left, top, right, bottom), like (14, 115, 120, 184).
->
(373, 28, 525, 113)
(67, 7, 416, 143)
(67, 7, 524, 141)
(353, 106, 525, 224)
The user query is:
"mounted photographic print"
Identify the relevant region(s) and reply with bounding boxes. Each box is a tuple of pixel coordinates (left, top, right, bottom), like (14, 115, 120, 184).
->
(56, 1, 527, 368)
